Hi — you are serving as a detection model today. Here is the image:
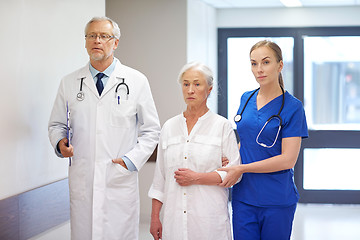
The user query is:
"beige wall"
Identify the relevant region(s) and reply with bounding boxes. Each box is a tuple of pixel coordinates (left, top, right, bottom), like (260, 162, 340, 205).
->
(0, 0, 105, 200)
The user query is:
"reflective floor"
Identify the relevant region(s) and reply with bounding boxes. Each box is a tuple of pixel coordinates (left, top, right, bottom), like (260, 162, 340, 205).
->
(291, 204, 360, 240)
(30, 203, 360, 240)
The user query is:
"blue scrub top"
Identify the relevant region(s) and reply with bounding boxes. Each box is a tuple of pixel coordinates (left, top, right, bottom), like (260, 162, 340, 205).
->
(232, 89, 308, 207)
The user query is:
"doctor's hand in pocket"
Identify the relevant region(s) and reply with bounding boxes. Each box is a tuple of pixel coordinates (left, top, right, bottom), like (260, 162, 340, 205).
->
(112, 158, 128, 170)
(58, 137, 73, 158)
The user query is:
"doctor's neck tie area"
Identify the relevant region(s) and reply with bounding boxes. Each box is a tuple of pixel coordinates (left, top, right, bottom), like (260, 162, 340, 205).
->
(96, 72, 105, 96)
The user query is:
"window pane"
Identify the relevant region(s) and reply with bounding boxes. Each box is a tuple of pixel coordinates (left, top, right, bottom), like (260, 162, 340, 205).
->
(227, 37, 294, 126)
(303, 148, 360, 190)
(304, 36, 360, 130)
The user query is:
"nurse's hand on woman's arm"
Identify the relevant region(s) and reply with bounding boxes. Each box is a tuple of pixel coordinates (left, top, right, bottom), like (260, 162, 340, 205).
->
(58, 137, 73, 158)
(174, 168, 222, 186)
(218, 137, 302, 188)
(217, 165, 244, 188)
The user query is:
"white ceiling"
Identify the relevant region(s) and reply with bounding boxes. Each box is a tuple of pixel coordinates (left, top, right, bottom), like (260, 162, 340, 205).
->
(200, 0, 360, 8)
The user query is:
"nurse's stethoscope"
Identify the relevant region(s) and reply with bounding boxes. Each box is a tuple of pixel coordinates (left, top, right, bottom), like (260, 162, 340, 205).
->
(234, 86, 285, 148)
(76, 77, 129, 101)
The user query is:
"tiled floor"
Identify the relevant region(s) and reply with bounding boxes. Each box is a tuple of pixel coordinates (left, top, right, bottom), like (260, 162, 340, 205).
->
(30, 203, 360, 240)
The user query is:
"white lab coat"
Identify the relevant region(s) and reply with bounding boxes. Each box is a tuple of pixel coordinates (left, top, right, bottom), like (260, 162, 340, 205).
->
(48, 59, 160, 240)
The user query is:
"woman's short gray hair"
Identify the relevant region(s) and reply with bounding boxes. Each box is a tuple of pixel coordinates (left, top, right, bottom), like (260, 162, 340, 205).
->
(177, 62, 214, 88)
(84, 16, 121, 40)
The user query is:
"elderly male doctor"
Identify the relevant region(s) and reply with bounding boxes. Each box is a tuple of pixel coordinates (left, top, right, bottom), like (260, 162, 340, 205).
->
(48, 16, 160, 240)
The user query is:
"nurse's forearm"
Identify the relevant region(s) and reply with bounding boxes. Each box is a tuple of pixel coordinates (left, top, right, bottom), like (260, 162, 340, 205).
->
(242, 156, 293, 173)
(243, 137, 301, 173)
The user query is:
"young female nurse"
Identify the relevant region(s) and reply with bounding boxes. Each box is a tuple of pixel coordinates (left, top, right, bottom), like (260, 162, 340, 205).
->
(218, 40, 308, 240)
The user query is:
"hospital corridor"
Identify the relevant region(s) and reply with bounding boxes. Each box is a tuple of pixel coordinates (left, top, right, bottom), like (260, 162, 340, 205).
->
(1, 1, 360, 240)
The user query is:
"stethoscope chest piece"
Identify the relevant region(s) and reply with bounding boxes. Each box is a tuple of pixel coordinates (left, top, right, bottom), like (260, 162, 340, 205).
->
(77, 91, 84, 101)
(234, 114, 242, 122)
(77, 77, 86, 101)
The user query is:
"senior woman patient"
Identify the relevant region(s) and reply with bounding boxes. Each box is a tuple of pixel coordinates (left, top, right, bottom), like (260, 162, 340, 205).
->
(148, 62, 241, 240)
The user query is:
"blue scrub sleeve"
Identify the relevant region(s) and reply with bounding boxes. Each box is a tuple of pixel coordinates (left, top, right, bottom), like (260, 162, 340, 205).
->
(281, 99, 308, 139)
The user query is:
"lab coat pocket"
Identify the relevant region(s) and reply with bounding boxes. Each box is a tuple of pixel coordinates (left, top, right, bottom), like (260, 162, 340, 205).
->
(106, 161, 133, 188)
(110, 99, 136, 128)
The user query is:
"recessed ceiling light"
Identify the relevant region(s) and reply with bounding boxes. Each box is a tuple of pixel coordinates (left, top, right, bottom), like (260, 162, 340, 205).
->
(280, 0, 302, 7)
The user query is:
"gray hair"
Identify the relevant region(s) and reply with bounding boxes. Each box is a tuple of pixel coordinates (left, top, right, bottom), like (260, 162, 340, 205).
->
(84, 16, 121, 40)
(177, 62, 214, 88)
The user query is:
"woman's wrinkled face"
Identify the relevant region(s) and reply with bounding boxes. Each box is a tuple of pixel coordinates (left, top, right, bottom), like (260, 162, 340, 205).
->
(181, 68, 212, 109)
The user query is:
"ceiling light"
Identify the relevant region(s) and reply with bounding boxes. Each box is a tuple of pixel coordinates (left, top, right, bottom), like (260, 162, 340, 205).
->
(280, 0, 302, 7)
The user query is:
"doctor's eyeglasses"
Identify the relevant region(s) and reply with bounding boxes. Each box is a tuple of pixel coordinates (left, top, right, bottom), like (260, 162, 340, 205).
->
(85, 34, 115, 42)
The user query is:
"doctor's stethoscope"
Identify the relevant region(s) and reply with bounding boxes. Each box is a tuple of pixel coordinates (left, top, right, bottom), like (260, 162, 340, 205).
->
(234, 86, 285, 148)
(76, 77, 129, 101)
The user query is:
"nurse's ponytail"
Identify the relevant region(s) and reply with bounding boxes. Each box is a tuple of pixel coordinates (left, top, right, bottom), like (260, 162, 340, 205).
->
(279, 72, 284, 89)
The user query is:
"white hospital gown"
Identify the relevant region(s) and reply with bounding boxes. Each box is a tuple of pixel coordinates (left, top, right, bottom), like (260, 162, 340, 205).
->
(148, 111, 241, 240)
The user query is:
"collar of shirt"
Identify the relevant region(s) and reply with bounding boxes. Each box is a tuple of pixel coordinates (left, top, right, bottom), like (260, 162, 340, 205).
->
(181, 109, 211, 122)
(89, 58, 117, 87)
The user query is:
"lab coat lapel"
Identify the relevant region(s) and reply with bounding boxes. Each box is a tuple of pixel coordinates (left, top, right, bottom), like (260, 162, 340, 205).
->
(77, 64, 99, 98)
(101, 60, 124, 97)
